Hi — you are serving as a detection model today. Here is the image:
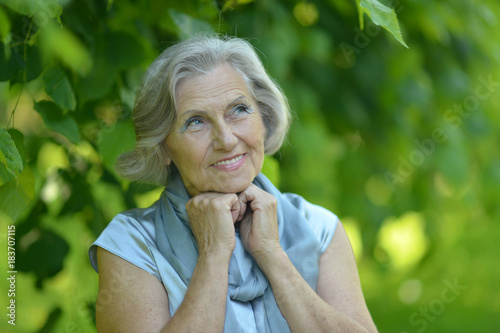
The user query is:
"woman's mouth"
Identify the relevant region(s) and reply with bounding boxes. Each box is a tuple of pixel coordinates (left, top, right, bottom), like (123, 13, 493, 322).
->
(213, 154, 244, 166)
(211, 154, 246, 171)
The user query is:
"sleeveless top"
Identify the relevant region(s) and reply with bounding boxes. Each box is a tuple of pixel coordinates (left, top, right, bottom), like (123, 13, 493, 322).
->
(89, 173, 338, 332)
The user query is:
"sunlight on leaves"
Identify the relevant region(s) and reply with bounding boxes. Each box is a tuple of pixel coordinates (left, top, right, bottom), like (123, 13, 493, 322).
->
(342, 217, 363, 261)
(293, 2, 319, 27)
(365, 174, 392, 206)
(134, 187, 165, 209)
(398, 279, 423, 304)
(0, 6, 11, 42)
(261, 155, 280, 187)
(37, 141, 70, 176)
(40, 22, 92, 75)
(377, 212, 429, 271)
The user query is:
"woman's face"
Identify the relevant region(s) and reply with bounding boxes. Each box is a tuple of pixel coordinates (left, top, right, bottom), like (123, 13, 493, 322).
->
(164, 64, 266, 196)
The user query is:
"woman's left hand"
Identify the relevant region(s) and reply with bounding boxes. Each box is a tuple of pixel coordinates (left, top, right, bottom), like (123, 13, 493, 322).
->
(238, 184, 281, 260)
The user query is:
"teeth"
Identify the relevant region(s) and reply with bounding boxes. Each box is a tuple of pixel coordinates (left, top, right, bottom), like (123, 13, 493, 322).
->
(213, 154, 243, 166)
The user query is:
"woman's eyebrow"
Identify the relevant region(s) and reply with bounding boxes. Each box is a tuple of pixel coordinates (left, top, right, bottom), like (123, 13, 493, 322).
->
(226, 95, 248, 108)
(180, 95, 250, 120)
(179, 109, 209, 120)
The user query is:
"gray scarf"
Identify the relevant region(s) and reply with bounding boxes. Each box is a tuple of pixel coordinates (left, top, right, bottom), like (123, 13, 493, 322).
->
(154, 170, 322, 332)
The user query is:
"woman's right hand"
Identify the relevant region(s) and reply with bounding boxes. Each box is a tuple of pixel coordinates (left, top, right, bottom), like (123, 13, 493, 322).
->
(186, 192, 245, 258)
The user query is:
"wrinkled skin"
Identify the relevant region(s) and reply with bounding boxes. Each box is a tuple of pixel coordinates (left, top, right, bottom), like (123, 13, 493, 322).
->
(164, 64, 279, 258)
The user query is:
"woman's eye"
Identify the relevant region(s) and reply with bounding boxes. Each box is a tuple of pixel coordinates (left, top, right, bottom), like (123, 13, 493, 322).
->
(183, 117, 204, 130)
(188, 118, 202, 126)
(233, 104, 252, 114)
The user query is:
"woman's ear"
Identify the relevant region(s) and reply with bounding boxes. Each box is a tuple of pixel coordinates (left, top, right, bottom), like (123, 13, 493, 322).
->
(160, 142, 172, 166)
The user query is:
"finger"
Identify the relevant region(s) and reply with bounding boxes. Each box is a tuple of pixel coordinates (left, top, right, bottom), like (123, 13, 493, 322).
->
(188, 192, 238, 220)
(238, 184, 257, 204)
(230, 197, 241, 223)
(238, 186, 260, 221)
(238, 184, 264, 210)
(234, 195, 247, 222)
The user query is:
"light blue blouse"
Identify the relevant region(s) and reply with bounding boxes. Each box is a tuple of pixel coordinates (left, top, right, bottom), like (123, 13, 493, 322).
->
(89, 190, 338, 332)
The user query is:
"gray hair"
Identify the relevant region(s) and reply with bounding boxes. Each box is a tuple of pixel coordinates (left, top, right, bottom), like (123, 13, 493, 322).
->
(115, 35, 291, 185)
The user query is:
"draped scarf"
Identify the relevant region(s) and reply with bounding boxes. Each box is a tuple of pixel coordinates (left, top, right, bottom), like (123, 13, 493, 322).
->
(154, 170, 322, 332)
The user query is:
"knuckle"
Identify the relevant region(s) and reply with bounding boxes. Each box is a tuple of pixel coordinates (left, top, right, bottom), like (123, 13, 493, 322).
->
(209, 199, 219, 209)
(264, 194, 277, 207)
(269, 194, 277, 204)
(209, 196, 226, 209)
(188, 195, 211, 209)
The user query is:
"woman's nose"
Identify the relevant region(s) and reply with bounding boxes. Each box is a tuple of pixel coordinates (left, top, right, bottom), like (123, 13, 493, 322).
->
(212, 121, 238, 151)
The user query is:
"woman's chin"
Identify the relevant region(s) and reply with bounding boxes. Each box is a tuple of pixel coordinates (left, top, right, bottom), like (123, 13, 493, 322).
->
(213, 178, 254, 194)
(187, 172, 259, 195)
(217, 183, 251, 194)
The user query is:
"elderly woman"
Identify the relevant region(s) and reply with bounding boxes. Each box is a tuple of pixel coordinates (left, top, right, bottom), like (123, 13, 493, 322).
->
(89, 36, 377, 333)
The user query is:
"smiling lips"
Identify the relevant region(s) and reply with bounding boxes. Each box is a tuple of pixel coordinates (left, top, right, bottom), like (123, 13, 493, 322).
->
(211, 154, 246, 171)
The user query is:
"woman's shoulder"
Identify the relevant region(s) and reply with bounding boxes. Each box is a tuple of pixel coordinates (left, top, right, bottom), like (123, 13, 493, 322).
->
(283, 192, 339, 252)
(107, 204, 158, 241)
(283, 193, 339, 223)
(89, 203, 161, 279)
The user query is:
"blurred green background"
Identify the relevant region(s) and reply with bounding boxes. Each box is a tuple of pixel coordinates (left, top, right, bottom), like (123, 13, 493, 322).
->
(1, 0, 499, 332)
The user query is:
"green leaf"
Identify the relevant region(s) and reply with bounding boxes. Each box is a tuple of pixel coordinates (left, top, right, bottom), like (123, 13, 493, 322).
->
(41, 22, 92, 75)
(25, 44, 43, 82)
(0, 6, 11, 42)
(1, 0, 62, 21)
(357, 0, 408, 48)
(7, 129, 26, 167)
(0, 165, 35, 222)
(169, 9, 214, 40)
(17, 228, 70, 283)
(107, 31, 145, 70)
(222, 0, 255, 11)
(43, 67, 77, 111)
(0, 42, 25, 82)
(0, 128, 23, 185)
(98, 120, 136, 173)
(36, 307, 62, 333)
(34, 100, 81, 143)
(0, 43, 42, 83)
(76, 41, 115, 103)
(119, 86, 135, 117)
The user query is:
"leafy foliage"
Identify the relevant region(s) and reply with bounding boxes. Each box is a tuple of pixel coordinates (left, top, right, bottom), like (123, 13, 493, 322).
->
(1, 0, 499, 332)
(357, 0, 407, 47)
(0, 128, 23, 183)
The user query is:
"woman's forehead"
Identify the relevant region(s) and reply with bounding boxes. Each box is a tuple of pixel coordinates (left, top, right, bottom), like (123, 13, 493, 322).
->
(175, 65, 253, 112)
